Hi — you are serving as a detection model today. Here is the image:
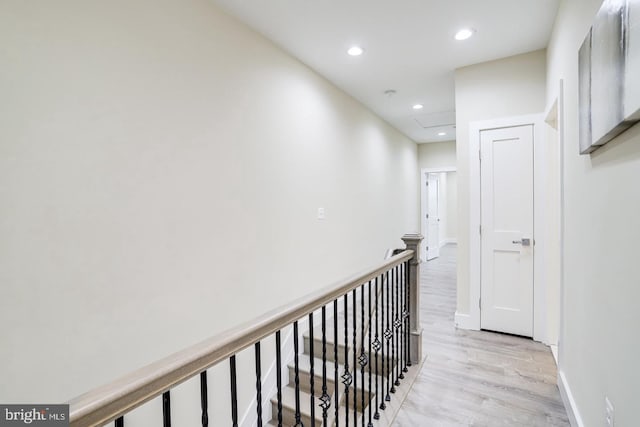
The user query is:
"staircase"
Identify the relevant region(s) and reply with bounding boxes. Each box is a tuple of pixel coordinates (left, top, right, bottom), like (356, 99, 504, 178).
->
(66, 234, 423, 427)
(268, 289, 402, 427)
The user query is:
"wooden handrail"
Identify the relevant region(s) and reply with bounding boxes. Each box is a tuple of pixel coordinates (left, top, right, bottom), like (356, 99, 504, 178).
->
(68, 249, 415, 427)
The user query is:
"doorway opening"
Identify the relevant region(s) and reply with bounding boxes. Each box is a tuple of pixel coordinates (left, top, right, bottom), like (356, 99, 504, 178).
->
(420, 167, 457, 262)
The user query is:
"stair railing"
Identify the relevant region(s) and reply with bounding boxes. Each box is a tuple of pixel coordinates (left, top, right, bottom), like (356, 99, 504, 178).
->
(68, 233, 423, 427)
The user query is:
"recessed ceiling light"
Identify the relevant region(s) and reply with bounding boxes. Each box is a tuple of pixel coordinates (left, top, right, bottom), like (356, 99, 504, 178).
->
(455, 28, 475, 41)
(347, 46, 364, 56)
(438, 132, 447, 136)
(413, 104, 424, 110)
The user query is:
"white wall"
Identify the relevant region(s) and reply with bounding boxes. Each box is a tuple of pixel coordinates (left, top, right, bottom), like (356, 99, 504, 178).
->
(418, 140, 456, 169)
(454, 50, 547, 316)
(0, 0, 419, 414)
(547, 1, 640, 425)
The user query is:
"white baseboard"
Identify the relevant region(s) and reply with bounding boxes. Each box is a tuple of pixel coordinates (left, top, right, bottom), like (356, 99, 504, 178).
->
(550, 344, 558, 365)
(454, 311, 473, 330)
(558, 370, 584, 427)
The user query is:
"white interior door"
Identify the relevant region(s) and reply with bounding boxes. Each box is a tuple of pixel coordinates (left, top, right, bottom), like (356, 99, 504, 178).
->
(426, 173, 440, 260)
(480, 125, 534, 337)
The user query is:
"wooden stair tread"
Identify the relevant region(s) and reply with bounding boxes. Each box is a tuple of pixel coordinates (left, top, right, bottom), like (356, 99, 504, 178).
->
(270, 386, 324, 426)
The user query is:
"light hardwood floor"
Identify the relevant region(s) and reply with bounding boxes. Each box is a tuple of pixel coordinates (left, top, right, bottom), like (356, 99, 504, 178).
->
(392, 245, 569, 427)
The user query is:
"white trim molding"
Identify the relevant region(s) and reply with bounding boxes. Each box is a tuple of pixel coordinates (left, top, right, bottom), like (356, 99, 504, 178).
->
(558, 370, 584, 427)
(454, 311, 473, 330)
(548, 78, 565, 366)
(467, 114, 547, 339)
(422, 166, 457, 173)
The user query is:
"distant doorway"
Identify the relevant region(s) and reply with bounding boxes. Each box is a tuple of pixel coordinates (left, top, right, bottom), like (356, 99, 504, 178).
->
(420, 167, 457, 262)
(426, 173, 440, 260)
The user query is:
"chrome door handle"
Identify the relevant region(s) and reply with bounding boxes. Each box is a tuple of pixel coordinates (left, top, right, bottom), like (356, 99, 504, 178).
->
(512, 238, 531, 246)
(512, 240, 522, 244)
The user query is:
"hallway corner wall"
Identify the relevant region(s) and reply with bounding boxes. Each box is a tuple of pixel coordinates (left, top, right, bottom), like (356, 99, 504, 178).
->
(454, 50, 547, 317)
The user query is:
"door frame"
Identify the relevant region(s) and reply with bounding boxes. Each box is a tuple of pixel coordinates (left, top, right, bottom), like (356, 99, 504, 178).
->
(464, 113, 551, 343)
(420, 166, 456, 262)
(545, 79, 565, 364)
(426, 173, 441, 261)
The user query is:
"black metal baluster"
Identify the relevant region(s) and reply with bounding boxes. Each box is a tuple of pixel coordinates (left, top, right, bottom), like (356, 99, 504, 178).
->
(115, 417, 124, 427)
(255, 342, 263, 427)
(294, 321, 303, 427)
(276, 331, 283, 427)
(352, 289, 357, 425)
(406, 260, 412, 368)
(334, 300, 340, 427)
(342, 294, 351, 427)
(230, 356, 238, 427)
(368, 280, 374, 427)
(390, 266, 397, 394)
(359, 284, 367, 427)
(309, 313, 315, 427)
(380, 271, 387, 411)
(320, 306, 331, 427)
(162, 391, 171, 427)
(200, 371, 209, 427)
(397, 266, 402, 384)
(373, 276, 381, 420)
(396, 265, 403, 383)
(394, 265, 401, 388)
(400, 262, 407, 378)
(384, 268, 391, 403)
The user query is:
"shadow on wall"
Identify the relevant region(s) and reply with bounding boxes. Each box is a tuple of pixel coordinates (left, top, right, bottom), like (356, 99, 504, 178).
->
(591, 122, 640, 167)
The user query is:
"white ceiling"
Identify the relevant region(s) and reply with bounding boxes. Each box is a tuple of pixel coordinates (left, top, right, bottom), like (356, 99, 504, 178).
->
(211, 0, 560, 143)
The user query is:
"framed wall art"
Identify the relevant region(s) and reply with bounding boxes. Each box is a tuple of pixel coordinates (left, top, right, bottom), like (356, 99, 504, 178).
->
(579, 0, 640, 154)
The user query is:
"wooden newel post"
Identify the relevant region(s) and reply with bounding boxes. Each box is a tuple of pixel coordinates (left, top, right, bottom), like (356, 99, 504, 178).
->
(401, 233, 423, 365)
